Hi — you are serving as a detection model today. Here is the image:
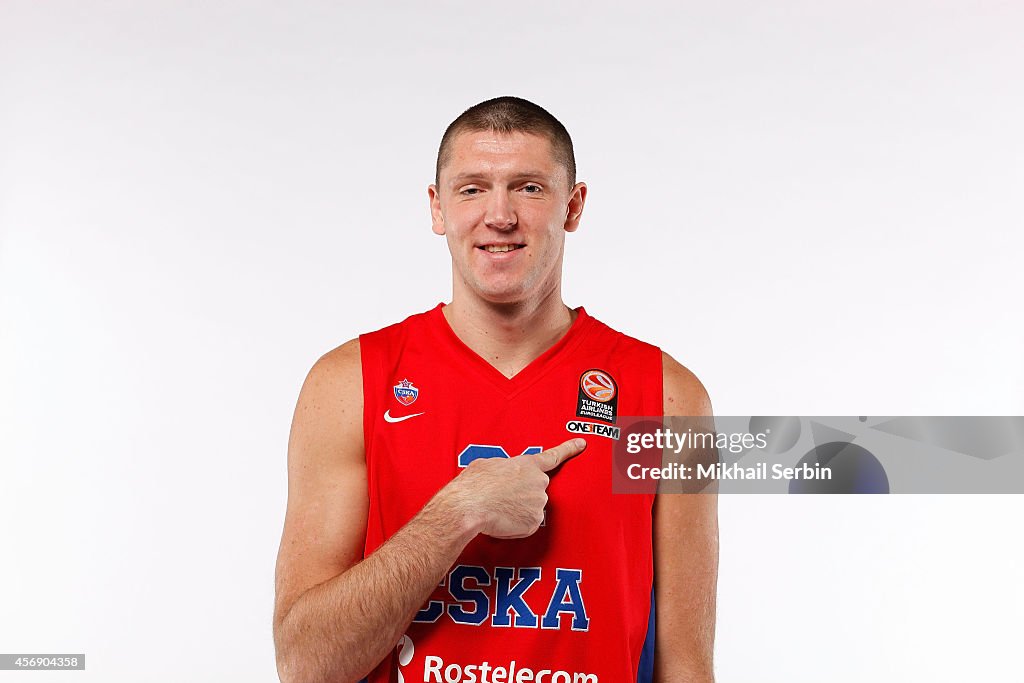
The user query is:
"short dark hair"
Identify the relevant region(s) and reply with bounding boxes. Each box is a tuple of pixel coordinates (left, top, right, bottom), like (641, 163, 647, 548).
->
(435, 96, 576, 188)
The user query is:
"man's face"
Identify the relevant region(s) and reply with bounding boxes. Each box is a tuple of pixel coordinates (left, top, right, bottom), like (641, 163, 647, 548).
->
(429, 130, 586, 306)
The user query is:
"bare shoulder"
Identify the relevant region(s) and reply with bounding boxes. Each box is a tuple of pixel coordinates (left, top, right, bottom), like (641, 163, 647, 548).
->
(662, 350, 713, 417)
(320, 336, 362, 366)
(302, 338, 363, 402)
(289, 336, 367, 469)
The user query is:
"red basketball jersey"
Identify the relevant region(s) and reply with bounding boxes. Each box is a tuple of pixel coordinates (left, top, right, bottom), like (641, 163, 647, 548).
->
(359, 304, 662, 683)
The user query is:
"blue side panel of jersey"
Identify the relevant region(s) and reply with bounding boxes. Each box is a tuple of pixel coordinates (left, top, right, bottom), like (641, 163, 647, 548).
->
(637, 587, 655, 683)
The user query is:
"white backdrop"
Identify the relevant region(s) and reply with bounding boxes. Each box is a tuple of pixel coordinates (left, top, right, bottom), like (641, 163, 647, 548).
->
(1, 2, 1021, 681)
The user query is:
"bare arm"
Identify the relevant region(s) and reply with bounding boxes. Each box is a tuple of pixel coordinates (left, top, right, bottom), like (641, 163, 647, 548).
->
(273, 340, 586, 683)
(653, 352, 719, 682)
(276, 486, 476, 683)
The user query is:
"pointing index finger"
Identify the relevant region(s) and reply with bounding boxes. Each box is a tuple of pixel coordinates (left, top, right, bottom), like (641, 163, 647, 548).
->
(533, 438, 587, 472)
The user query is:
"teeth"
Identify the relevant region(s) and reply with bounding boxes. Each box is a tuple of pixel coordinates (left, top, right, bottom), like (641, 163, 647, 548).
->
(484, 245, 520, 253)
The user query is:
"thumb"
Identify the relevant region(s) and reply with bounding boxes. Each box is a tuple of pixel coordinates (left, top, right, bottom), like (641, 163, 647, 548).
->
(533, 438, 587, 472)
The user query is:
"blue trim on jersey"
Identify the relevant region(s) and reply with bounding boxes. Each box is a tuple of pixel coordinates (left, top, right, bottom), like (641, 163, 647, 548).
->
(637, 587, 655, 683)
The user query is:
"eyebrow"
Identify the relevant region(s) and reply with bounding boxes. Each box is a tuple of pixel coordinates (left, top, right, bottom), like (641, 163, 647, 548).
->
(449, 171, 553, 184)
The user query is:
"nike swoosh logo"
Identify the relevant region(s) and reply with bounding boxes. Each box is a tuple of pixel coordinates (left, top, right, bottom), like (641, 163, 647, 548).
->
(384, 410, 425, 423)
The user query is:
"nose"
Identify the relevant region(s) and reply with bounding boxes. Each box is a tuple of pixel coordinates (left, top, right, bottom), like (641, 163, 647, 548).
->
(483, 191, 517, 231)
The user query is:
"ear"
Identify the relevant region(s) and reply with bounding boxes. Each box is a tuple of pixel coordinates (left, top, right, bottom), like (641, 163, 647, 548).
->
(563, 182, 587, 233)
(428, 185, 445, 235)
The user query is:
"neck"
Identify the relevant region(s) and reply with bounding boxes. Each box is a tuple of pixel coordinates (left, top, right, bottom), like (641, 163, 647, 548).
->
(443, 288, 577, 379)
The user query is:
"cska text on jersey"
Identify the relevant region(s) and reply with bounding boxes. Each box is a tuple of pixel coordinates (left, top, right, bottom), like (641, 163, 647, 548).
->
(413, 565, 590, 631)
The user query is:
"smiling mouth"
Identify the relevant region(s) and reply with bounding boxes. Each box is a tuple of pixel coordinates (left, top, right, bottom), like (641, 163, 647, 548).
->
(479, 244, 525, 253)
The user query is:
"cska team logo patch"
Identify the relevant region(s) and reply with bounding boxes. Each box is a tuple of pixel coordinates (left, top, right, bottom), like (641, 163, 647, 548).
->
(393, 378, 419, 406)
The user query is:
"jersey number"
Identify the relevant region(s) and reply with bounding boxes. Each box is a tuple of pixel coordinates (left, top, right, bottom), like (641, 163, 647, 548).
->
(457, 444, 542, 468)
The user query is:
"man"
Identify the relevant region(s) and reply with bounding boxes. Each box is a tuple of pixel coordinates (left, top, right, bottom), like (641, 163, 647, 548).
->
(273, 97, 717, 683)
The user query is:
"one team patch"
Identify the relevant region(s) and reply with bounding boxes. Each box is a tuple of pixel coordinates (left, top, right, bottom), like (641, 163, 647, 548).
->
(393, 378, 419, 406)
(566, 420, 621, 440)
(576, 369, 618, 424)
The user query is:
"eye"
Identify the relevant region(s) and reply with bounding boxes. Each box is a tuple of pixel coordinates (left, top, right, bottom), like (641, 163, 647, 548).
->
(521, 184, 543, 194)
(460, 187, 482, 196)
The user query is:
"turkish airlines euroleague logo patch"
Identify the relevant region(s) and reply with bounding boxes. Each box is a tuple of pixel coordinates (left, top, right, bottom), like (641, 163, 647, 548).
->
(576, 369, 618, 424)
